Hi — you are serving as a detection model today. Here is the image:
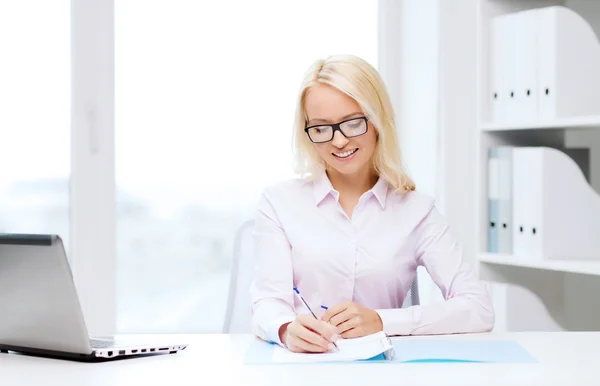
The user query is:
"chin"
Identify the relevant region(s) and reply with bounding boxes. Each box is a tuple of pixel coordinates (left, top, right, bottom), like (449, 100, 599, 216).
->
(328, 160, 365, 176)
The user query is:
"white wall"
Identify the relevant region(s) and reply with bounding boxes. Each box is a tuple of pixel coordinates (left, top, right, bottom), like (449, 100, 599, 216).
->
(378, 0, 444, 305)
(437, 0, 479, 263)
(379, 0, 486, 306)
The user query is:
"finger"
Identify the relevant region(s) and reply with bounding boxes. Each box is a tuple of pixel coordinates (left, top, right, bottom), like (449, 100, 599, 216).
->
(299, 327, 332, 349)
(329, 308, 354, 328)
(288, 335, 331, 353)
(290, 322, 332, 349)
(299, 316, 338, 342)
(336, 317, 360, 335)
(321, 302, 350, 323)
(341, 326, 365, 339)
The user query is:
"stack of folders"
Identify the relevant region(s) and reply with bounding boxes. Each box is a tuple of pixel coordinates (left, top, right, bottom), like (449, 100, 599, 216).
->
(490, 6, 600, 123)
(487, 146, 600, 261)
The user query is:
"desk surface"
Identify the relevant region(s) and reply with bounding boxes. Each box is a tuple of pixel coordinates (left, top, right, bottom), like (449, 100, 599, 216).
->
(1, 332, 598, 386)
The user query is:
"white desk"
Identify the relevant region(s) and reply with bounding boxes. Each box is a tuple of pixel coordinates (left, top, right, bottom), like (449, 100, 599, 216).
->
(1, 332, 598, 386)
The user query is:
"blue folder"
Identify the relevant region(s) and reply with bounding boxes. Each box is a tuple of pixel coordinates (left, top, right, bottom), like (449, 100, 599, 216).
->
(244, 338, 537, 364)
(390, 339, 536, 363)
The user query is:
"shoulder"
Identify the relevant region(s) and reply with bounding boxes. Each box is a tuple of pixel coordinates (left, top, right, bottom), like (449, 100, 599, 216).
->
(389, 188, 436, 214)
(255, 176, 316, 222)
(261, 176, 311, 199)
(258, 176, 314, 209)
(386, 188, 441, 231)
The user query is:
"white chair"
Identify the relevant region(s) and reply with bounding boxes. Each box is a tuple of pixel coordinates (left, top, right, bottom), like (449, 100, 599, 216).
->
(223, 220, 256, 333)
(403, 274, 420, 308)
(222, 220, 420, 333)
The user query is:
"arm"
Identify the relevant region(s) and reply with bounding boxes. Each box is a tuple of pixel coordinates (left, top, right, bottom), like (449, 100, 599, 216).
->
(376, 205, 495, 336)
(249, 190, 296, 345)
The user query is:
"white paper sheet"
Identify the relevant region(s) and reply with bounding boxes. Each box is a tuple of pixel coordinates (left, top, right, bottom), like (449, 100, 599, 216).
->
(271, 331, 393, 363)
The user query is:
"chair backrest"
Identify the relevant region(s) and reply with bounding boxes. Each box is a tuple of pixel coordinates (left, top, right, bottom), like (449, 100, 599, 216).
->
(222, 220, 420, 333)
(403, 275, 420, 308)
(223, 220, 256, 333)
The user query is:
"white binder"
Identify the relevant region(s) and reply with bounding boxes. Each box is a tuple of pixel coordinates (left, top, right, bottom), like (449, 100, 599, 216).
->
(490, 9, 539, 123)
(489, 6, 600, 123)
(503, 13, 518, 123)
(511, 148, 536, 258)
(512, 147, 599, 261)
(536, 6, 600, 120)
(490, 15, 508, 122)
(513, 9, 538, 123)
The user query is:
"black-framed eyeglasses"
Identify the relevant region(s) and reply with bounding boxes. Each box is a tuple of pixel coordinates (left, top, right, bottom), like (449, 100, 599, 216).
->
(304, 116, 369, 143)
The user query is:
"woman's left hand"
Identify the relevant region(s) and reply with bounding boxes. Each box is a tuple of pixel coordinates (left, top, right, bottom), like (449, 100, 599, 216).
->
(321, 302, 383, 338)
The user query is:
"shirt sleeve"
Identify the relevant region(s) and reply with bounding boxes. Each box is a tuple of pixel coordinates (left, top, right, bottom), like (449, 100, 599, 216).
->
(249, 189, 296, 345)
(376, 204, 495, 336)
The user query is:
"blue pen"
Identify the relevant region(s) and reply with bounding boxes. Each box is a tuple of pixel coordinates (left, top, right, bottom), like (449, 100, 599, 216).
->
(293, 287, 338, 349)
(293, 286, 317, 318)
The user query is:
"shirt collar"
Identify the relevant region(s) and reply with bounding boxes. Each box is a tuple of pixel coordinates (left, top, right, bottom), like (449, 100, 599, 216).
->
(312, 170, 338, 205)
(312, 170, 389, 209)
(370, 176, 389, 209)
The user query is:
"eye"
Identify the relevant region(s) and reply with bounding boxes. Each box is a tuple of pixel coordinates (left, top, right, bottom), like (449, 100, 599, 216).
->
(311, 126, 330, 134)
(345, 118, 366, 129)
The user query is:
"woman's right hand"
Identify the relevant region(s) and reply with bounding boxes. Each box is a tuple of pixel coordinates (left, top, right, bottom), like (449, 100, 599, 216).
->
(279, 315, 339, 353)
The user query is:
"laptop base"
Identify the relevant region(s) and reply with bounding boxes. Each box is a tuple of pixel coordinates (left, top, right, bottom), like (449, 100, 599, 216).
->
(0, 344, 180, 362)
(0, 344, 98, 361)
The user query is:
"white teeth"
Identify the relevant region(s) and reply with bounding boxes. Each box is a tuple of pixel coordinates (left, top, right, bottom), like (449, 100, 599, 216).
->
(333, 149, 358, 158)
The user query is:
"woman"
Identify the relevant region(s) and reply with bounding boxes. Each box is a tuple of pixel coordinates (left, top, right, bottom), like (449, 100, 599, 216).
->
(250, 55, 494, 353)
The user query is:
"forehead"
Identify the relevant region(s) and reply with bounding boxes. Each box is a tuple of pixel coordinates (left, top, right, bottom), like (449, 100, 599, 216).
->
(304, 83, 362, 122)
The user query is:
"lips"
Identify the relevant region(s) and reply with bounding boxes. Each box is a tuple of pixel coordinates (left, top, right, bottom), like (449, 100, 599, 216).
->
(332, 148, 358, 158)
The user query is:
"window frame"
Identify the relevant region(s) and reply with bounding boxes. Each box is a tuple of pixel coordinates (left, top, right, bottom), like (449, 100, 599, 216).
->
(69, 0, 388, 335)
(70, 0, 116, 336)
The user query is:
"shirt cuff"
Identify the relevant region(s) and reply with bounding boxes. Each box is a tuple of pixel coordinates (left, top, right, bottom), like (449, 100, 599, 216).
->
(376, 308, 414, 336)
(267, 314, 296, 346)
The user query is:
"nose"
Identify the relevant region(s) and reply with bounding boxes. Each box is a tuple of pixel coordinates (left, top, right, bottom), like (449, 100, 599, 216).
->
(331, 130, 349, 148)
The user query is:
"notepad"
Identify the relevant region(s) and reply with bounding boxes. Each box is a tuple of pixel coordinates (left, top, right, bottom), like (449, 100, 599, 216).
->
(244, 331, 393, 364)
(271, 331, 393, 363)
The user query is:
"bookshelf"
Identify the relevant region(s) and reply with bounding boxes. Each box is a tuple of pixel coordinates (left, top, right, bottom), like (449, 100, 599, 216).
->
(479, 253, 600, 276)
(481, 114, 600, 132)
(474, 0, 600, 332)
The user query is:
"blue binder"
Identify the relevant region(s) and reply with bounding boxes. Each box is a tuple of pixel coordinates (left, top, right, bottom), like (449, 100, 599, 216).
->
(487, 148, 500, 253)
(497, 147, 513, 254)
(488, 147, 513, 254)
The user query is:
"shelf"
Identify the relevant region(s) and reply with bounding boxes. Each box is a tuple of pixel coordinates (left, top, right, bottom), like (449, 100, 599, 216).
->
(480, 115, 600, 131)
(479, 253, 600, 276)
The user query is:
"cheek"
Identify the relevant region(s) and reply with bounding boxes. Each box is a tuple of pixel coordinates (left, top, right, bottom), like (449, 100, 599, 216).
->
(313, 143, 331, 157)
(358, 132, 377, 155)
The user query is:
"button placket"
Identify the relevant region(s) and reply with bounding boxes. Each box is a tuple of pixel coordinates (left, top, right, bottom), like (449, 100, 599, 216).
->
(350, 220, 359, 300)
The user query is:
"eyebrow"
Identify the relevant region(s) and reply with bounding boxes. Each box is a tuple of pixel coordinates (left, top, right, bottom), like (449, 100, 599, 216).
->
(307, 112, 363, 126)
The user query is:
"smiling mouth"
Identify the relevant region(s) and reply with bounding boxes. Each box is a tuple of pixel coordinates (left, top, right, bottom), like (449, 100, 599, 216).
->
(332, 148, 358, 158)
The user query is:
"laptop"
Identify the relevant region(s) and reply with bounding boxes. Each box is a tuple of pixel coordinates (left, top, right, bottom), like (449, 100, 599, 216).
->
(0, 234, 188, 361)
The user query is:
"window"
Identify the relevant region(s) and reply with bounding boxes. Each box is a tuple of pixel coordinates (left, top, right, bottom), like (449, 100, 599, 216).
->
(115, 0, 378, 333)
(0, 2, 71, 250)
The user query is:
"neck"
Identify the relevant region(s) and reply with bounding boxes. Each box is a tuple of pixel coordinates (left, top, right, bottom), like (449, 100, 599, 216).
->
(326, 165, 379, 197)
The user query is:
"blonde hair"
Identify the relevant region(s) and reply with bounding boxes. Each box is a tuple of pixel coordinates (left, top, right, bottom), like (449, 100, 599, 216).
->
(292, 54, 415, 193)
